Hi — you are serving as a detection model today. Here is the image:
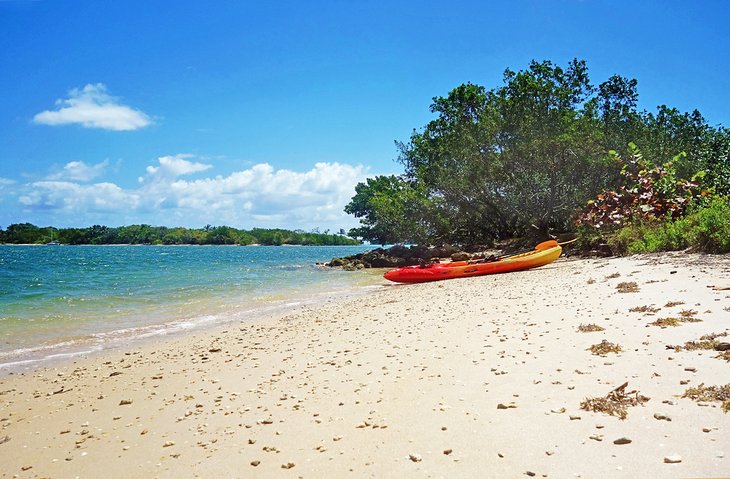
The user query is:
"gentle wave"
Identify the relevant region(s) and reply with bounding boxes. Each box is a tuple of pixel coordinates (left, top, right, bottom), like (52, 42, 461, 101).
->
(0, 244, 383, 372)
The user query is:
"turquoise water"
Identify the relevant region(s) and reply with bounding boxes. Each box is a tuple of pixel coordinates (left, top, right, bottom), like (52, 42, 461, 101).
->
(0, 245, 380, 369)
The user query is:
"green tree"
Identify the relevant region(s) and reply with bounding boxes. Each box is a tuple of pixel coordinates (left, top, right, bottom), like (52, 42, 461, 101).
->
(596, 74, 641, 154)
(396, 59, 613, 243)
(635, 107, 729, 193)
(345, 175, 433, 244)
(3, 223, 42, 243)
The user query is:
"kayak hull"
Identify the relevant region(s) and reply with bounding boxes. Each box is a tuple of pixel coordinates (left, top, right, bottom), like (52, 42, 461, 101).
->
(383, 245, 562, 283)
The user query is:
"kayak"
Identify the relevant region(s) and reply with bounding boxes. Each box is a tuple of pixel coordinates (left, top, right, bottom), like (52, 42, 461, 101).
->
(383, 241, 562, 283)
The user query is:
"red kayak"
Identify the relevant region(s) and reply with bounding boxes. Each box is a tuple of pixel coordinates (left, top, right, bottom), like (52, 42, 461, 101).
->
(383, 241, 562, 283)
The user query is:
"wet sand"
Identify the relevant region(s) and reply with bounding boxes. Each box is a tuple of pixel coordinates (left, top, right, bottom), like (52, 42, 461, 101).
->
(1, 253, 728, 478)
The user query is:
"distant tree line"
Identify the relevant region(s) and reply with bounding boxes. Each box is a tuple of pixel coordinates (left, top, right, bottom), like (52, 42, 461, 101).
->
(346, 59, 729, 249)
(0, 223, 360, 246)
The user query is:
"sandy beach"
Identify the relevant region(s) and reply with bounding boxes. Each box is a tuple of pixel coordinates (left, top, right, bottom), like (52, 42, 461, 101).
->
(1, 253, 728, 478)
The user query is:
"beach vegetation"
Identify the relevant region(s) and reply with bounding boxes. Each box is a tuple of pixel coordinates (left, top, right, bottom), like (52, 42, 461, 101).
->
(0, 223, 361, 246)
(606, 196, 730, 254)
(344, 58, 729, 250)
(577, 145, 708, 229)
(580, 382, 650, 419)
(578, 144, 730, 254)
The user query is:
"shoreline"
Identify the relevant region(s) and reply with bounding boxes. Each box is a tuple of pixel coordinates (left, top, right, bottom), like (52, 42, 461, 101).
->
(0, 270, 387, 376)
(1, 253, 728, 478)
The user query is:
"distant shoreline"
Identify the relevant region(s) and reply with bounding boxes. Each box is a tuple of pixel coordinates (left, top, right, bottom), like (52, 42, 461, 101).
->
(0, 243, 368, 247)
(0, 223, 361, 246)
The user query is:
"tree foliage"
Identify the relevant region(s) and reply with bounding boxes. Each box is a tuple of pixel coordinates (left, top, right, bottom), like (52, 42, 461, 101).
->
(345, 175, 434, 244)
(346, 59, 729, 245)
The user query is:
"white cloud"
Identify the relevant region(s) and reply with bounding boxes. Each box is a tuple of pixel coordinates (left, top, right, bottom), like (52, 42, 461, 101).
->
(19, 181, 140, 213)
(7, 155, 370, 230)
(33, 84, 152, 131)
(143, 154, 212, 180)
(0, 178, 15, 187)
(47, 160, 109, 182)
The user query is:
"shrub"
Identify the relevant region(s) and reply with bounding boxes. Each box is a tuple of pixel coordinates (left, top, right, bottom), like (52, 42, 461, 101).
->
(681, 196, 730, 252)
(609, 196, 730, 254)
(577, 144, 707, 229)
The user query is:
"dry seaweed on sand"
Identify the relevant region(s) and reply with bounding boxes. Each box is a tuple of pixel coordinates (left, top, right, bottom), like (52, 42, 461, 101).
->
(605, 273, 621, 280)
(578, 323, 605, 333)
(671, 339, 719, 351)
(716, 351, 730, 362)
(681, 316, 703, 323)
(580, 382, 649, 419)
(664, 300, 685, 307)
(649, 316, 703, 327)
(649, 317, 682, 327)
(588, 340, 622, 355)
(667, 332, 728, 352)
(673, 308, 703, 323)
(700, 331, 729, 341)
(629, 305, 660, 313)
(681, 383, 730, 412)
(616, 282, 639, 293)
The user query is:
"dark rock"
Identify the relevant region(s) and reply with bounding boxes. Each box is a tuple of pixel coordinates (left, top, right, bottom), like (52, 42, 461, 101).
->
(429, 245, 460, 258)
(328, 243, 502, 269)
(450, 252, 470, 262)
(463, 244, 493, 253)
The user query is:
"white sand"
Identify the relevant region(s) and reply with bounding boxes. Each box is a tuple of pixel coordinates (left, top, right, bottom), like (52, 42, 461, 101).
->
(1, 253, 728, 478)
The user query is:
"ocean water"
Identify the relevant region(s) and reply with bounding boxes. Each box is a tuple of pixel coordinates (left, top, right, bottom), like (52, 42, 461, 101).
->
(0, 244, 381, 370)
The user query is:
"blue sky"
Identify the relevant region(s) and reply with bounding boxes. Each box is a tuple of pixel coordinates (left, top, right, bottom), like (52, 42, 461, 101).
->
(1, 0, 728, 231)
